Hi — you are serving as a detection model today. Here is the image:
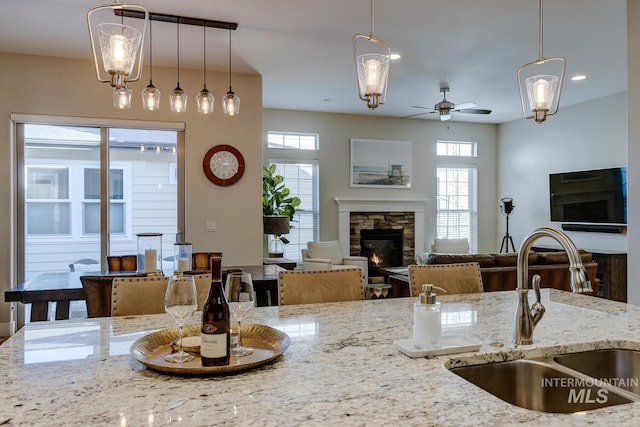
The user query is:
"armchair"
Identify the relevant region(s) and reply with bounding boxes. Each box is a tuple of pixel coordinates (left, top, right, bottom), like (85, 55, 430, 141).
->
(301, 240, 368, 286)
(430, 238, 470, 254)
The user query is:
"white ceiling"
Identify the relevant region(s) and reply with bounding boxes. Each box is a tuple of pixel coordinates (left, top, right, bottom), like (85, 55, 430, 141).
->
(0, 0, 627, 124)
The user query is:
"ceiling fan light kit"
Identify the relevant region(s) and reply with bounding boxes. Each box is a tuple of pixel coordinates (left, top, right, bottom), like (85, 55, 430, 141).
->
(517, 0, 566, 123)
(353, 0, 391, 109)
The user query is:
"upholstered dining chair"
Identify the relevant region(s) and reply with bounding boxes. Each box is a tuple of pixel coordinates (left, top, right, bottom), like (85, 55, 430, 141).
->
(301, 240, 368, 287)
(185, 272, 213, 309)
(111, 276, 170, 316)
(278, 268, 364, 305)
(111, 274, 213, 317)
(408, 262, 484, 297)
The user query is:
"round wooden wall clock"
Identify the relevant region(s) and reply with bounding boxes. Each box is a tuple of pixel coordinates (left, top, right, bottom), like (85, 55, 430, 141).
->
(202, 145, 245, 186)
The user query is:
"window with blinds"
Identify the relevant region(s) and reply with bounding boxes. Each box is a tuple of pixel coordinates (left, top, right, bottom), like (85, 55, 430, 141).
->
(267, 160, 318, 260)
(436, 140, 478, 252)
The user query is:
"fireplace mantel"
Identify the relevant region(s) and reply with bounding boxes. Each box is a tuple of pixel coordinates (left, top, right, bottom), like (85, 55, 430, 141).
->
(335, 198, 428, 258)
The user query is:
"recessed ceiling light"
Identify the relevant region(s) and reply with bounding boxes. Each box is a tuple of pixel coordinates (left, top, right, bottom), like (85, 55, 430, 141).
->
(390, 53, 401, 60)
(571, 75, 586, 81)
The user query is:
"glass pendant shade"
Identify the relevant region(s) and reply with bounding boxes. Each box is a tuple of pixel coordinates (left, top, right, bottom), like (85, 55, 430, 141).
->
(518, 59, 565, 123)
(439, 109, 452, 121)
(142, 83, 161, 110)
(97, 23, 142, 88)
(355, 52, 390, 109)
(525, 75, 558, 111)
(113, 86, 132, 109)
(170, 86, 188, 112)
(223, 89, 240, 116)
(197, 88, 215, 114)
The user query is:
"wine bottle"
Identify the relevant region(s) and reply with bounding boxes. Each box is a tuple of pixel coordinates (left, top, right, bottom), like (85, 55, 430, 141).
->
(201, 255, 230, 366)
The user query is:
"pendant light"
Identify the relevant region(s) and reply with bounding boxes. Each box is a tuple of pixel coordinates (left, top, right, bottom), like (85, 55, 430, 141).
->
(352, 0, 391, 110)
(141, 18, 160, 110)
(222, 28, 240, 116)
(517, 0, 566, 123)
(87, 1, 148, 90)
(113, 86, 133, 109)
(170, 22, 187, 113)
(197, 23, 214, 114)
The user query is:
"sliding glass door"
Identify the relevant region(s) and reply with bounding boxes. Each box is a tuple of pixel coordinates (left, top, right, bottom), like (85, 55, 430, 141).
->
(16, 119, 184, 321)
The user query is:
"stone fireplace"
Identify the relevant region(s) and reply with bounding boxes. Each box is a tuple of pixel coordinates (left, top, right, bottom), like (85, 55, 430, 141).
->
(335, 198, 428, 269)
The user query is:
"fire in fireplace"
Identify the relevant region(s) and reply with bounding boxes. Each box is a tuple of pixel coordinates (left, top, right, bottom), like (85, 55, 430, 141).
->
(360, 229, 403, 277)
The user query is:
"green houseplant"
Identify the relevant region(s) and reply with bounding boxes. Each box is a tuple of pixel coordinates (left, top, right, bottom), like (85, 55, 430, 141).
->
(263, 164, 301, 256)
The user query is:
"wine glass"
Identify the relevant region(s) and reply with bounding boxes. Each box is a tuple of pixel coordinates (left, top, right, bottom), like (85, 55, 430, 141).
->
(164, 274, 198, 363)
(224, 272, 255, 356)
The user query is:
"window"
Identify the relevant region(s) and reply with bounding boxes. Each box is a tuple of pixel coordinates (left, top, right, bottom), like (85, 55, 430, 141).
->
(267, 131, 318, 150)
(268, 160, 319, 260)
(436, 139, 478, 252)
(26, 166, 71, 235)
(437, 140, 477, 157)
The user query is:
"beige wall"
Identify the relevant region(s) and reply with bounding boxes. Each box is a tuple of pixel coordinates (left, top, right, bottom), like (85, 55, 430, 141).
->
(263, 109, 499, 254)
(0, 52, 263, 333)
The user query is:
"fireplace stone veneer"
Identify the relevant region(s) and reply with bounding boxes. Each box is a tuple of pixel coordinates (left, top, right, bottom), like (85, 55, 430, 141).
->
(335, 198, 428, 266)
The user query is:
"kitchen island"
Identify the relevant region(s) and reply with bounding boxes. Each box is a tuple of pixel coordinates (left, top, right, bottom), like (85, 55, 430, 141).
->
(1, 289, 640, 425)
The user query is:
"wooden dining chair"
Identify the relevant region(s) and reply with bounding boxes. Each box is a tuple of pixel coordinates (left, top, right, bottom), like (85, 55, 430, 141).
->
(278, 268, 364, 305)
(111, 276, 170, 316)
(408, 262, 484, 297)
(81, 275, 117, 318)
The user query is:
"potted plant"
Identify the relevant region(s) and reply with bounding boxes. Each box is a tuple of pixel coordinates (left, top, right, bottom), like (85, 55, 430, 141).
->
(263, 164, 302, 257)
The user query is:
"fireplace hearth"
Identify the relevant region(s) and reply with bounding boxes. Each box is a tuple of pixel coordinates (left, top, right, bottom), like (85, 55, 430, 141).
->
(360, 229, 404, 277)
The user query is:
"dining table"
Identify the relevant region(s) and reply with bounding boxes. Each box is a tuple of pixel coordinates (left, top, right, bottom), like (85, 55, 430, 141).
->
(4, 265, 282, 323)
(2, 289, 640, 425)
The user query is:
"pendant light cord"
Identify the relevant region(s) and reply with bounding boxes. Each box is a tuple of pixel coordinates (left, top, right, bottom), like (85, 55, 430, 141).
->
(149, 19, 153, 83)
(203, 22, 207, 88)
(176, 22, 181, 86)
(538, 0, 544, 60)
(228, 28, 232, 89)
(370, 0, 375, 37)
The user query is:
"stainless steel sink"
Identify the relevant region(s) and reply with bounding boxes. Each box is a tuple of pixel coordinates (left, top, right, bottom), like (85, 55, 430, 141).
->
(450, 349, 640, 413)
(554, 349, 640, 394)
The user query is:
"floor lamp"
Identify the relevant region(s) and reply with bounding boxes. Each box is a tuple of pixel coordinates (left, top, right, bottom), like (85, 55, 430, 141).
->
(500, 197, 516, 253)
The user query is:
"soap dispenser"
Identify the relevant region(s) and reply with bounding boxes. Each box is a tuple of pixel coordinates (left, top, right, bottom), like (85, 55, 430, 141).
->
(413, 284, 445, 348)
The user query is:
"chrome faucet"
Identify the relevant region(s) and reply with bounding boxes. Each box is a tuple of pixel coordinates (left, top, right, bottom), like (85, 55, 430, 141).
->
(513, 227, 593, 345)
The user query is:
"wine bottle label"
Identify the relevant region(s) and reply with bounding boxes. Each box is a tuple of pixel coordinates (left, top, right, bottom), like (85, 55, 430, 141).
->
(200, 333, 228, 358)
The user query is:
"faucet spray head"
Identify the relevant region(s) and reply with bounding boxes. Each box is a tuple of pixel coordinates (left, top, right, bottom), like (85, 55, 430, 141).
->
(570, 266, 593, 294)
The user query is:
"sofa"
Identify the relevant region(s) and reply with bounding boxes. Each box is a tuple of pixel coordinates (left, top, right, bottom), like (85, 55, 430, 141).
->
(412, 251, 598, 294)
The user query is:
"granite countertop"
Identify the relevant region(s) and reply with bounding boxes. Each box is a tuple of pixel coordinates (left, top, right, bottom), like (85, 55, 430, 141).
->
(2, 289, 640, 426)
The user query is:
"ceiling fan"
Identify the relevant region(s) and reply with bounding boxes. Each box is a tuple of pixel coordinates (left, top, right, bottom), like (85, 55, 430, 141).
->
(405, 86, 492, 121)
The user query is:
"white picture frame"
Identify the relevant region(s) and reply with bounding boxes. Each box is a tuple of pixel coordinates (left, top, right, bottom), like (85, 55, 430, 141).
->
(350, 138, 412, 188)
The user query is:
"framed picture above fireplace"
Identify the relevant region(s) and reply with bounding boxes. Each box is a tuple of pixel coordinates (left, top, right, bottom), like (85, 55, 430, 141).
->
(350, 138, 412, 188)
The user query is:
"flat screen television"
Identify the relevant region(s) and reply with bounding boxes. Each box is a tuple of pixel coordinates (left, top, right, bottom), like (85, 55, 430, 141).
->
(549, 167, 627, 225)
